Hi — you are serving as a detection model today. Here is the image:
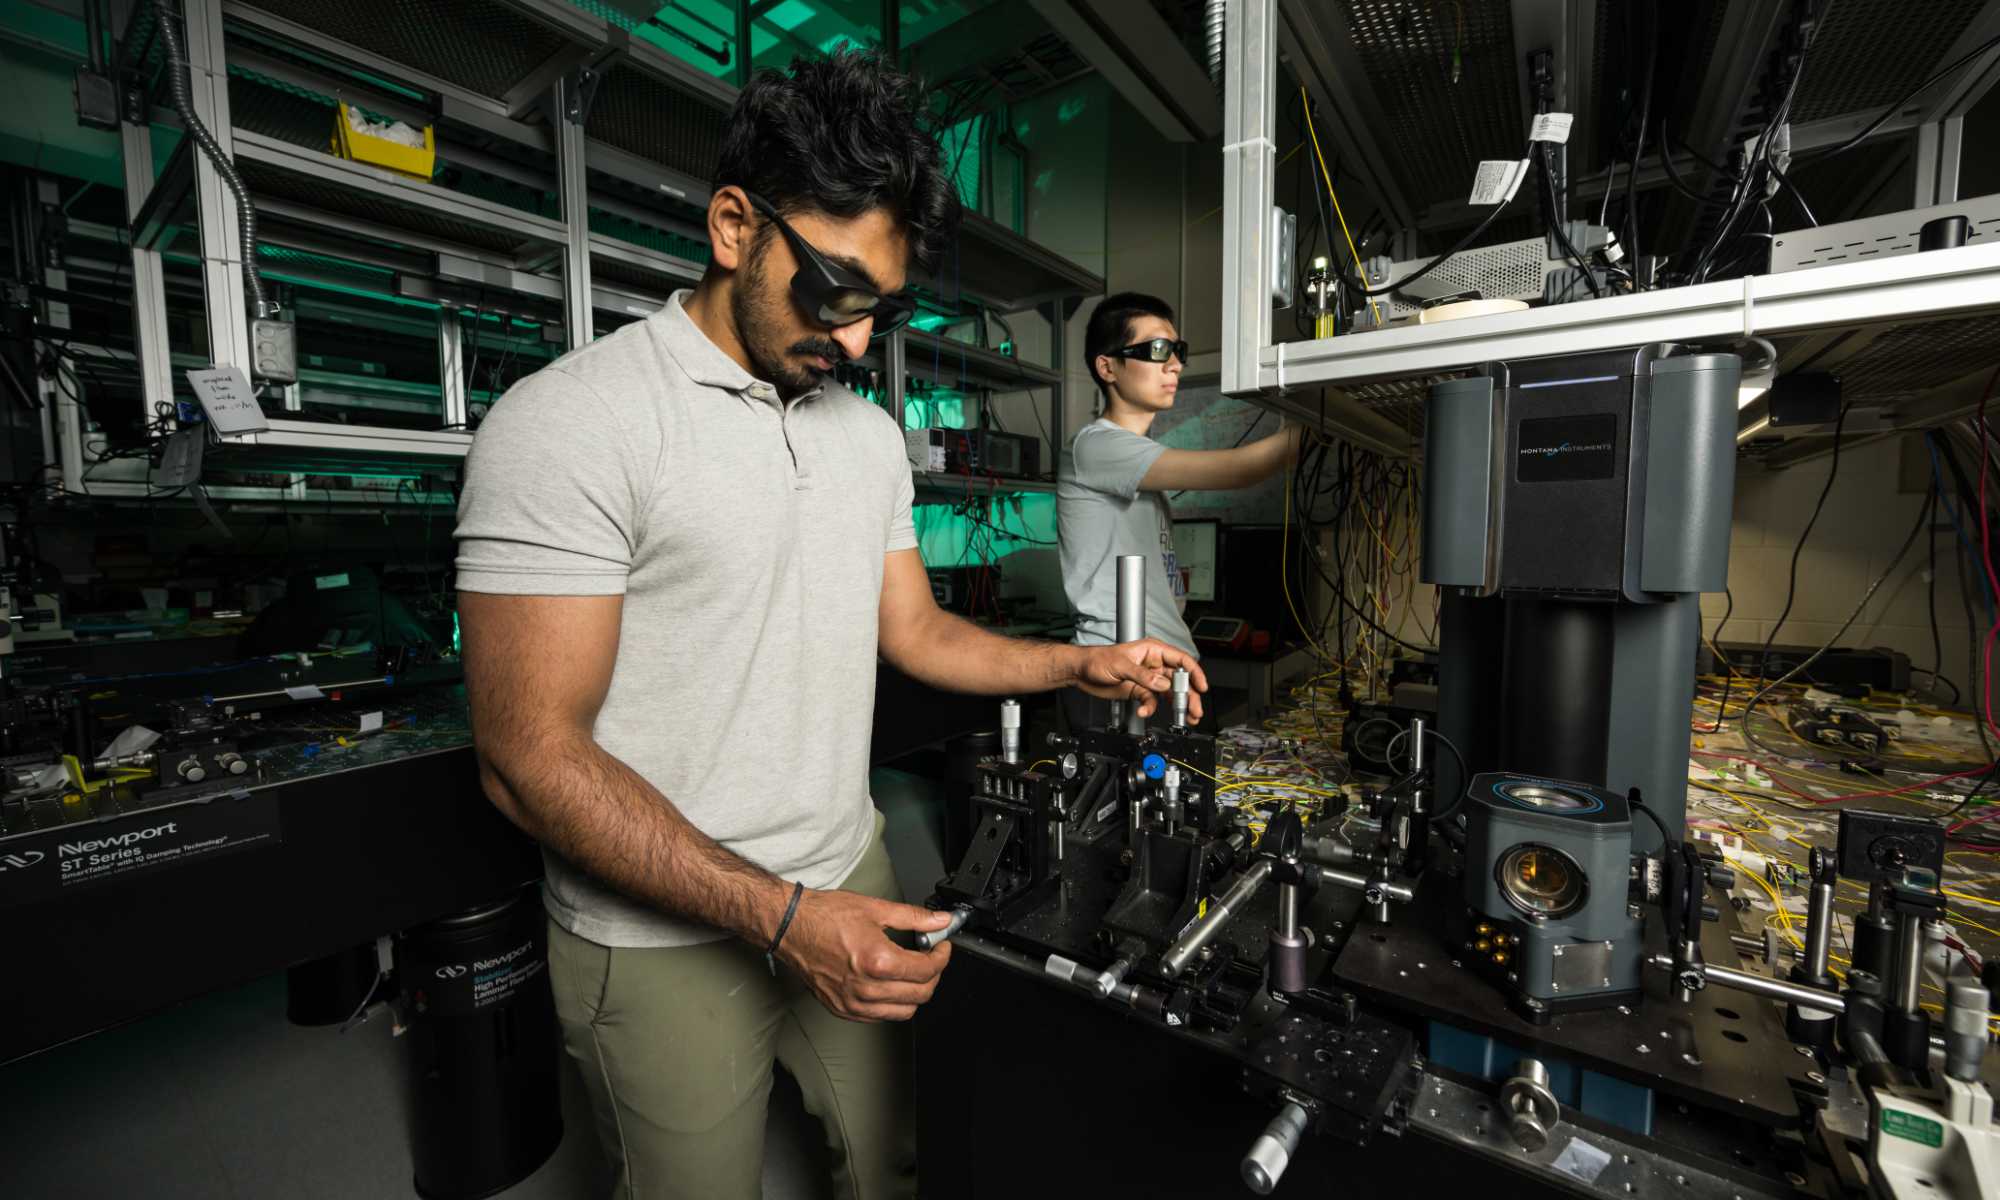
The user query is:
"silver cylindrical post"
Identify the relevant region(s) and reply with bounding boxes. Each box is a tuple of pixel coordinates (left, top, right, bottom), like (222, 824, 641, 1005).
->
(999, 699, 1021, 764)
(1944, 980, 1992, 1083)
(1269, 878, 1308, 992)
(1161, 859, 1274, 977)
(1803, 875, 1834, 982)
(1319, 868, 1415, 904)
(1162, 765, 1183, 828)
(1890, 911, 1925, 1015)
(1172, 667, 1190, 728)
(1115, 554, 1146, 643)
(1241, 1100, 1309, 1195)
(1115, 554, 1147, 734)
(1649, 955, 1847, 1015)
(1095, 955, 1133, 998)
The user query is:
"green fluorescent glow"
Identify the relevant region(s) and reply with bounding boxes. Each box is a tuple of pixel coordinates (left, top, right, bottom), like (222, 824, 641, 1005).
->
(766, 0, 815, 30)
(939, 114, 983, 210)
(912, 493, 1056, 567)
(903, 391, 966, 431)
(1057, 96, 1088, 124)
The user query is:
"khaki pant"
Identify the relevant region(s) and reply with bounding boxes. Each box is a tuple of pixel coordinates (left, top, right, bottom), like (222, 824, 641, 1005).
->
(547, 814, 917, 1200)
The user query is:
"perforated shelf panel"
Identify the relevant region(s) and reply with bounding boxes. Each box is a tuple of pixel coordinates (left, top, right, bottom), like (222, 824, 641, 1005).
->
(230, 0, 577, 100)
(1791, 0, 1989, 123)
(1783, 313, 2000, 407)
(586, 62, 731, 182)
(237, 158, 540, 257)
(1335, 0, 1526, 210)
(227, 68, 333, 150)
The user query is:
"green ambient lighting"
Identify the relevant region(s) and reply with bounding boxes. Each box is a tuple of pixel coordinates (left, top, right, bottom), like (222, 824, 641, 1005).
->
(912, 493, 1056, 566)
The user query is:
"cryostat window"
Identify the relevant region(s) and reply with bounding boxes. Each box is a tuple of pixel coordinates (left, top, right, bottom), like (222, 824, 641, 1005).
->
(1495, 843, 1587, 919)
(1497, 783, 1596, 811)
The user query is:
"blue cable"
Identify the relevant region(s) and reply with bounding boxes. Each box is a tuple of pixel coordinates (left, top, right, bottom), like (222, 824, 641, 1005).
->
(1928, 434, 1996, 622)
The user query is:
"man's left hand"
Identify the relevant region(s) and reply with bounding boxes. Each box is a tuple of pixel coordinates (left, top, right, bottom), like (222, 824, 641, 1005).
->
(1073, 640, 1208, 722)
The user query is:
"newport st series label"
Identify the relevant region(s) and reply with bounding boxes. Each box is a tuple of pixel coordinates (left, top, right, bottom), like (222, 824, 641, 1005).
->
(0, 791, 281, 908)
(1516, 413, 1617, 483)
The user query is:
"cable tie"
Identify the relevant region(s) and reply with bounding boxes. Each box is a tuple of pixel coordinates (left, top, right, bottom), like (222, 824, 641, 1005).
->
(1222, 136, 1277, 155)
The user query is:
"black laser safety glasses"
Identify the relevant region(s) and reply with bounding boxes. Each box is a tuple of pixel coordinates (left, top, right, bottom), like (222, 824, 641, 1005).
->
(746, 191, 916, 337)
(1107, 337, 1189, 365)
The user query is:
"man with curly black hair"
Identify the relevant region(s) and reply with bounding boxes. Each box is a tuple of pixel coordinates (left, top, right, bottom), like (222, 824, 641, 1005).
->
(455, 50, 1205, 1199)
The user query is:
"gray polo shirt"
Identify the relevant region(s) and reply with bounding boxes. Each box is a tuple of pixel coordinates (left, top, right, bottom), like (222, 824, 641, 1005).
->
(455, 292, 915, 948)
(1057, 418, 1197, 656)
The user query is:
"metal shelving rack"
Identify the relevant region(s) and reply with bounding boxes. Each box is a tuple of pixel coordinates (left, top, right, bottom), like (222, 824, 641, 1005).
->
(77, 0, 731, 498)
(83, 0, 1102, 505)
(1221, 0, 2000, 462)
(890, 212, 1102, 501)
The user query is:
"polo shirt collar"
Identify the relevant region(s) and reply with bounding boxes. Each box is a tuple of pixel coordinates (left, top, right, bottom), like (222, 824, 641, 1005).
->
(658, 290, 823, 409)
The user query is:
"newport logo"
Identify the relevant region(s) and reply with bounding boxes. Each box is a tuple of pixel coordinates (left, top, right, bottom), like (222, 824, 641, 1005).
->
(59, 822, 178, 857)
(1522, 441, 1613, 458)
(434, 964, 469, 979)
(0, 850, 46, 871)
(473, 942, 534, 973)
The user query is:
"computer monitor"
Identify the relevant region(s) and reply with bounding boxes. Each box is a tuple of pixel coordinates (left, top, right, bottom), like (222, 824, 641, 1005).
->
(1218, 524, 1311, 644)
(1171, 518, 1219, 603)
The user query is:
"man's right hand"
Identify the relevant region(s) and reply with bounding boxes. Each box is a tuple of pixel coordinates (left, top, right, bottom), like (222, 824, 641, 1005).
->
(777, 889, 955, 1022)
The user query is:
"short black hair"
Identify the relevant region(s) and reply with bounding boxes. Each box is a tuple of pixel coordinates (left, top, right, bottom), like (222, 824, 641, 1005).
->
(1084, 292, 1176, 394)
(714, 50, 961, 274)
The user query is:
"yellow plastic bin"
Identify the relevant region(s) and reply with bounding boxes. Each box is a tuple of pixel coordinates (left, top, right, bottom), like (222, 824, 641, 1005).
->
(331, 101, 435, 180)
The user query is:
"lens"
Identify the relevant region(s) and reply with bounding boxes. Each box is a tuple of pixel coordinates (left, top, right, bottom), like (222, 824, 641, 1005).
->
(1496, 843, 1586, 918)
(1498, 783, 1593, 810)
(820, 288, 881, 321)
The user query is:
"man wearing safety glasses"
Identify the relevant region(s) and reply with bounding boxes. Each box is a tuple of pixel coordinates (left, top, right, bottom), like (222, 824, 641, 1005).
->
(1058, 293, 1303, 726)
(453, 52, 1205, 1200)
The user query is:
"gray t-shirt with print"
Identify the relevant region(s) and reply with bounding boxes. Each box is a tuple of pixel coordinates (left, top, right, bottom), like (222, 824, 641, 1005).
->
(1057, 418, 1197, 656)
(455, 292, 915, 948)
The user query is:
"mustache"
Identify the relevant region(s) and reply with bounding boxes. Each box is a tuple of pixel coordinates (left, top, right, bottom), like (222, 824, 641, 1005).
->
(789, 337, 843, 360)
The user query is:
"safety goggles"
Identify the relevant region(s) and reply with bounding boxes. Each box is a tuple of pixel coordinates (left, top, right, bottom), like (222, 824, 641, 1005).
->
(746, 191, 915, 337)
(1107, 337, 1189, 365)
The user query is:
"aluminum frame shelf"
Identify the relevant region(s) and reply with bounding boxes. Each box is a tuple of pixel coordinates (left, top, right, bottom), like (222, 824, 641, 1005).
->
(1250, 240, 2000, 395)
(902, 330, 1062, 392)
(913, 471, 1057, 498)
(949, 212, 1105, 314)
(215, 419, 474, 472)
(1222, 0, 2000, 453)
(232, 129, 570, 260)
(104, 0, 1103, 483)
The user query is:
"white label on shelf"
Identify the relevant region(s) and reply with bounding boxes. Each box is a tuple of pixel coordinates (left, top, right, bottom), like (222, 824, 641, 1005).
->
(359, 711, 384, 734)
(284, 685, 325, 701)
(155, 426, 204, 487)
(1529, 112, 1574, 144)
(1469, 159, 1530, 205)
(184, 366, 269, 435)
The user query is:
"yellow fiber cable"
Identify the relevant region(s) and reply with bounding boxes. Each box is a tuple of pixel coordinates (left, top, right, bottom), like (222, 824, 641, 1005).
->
(1300, 85, 1384, 329)
(1280, 463, 1331, 664)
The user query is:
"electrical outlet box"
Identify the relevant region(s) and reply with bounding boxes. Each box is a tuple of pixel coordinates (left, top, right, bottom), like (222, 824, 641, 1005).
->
(1271, 207, 1296, 309)
(73, 67, 120, 131)
(251, 318, 297, 384)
